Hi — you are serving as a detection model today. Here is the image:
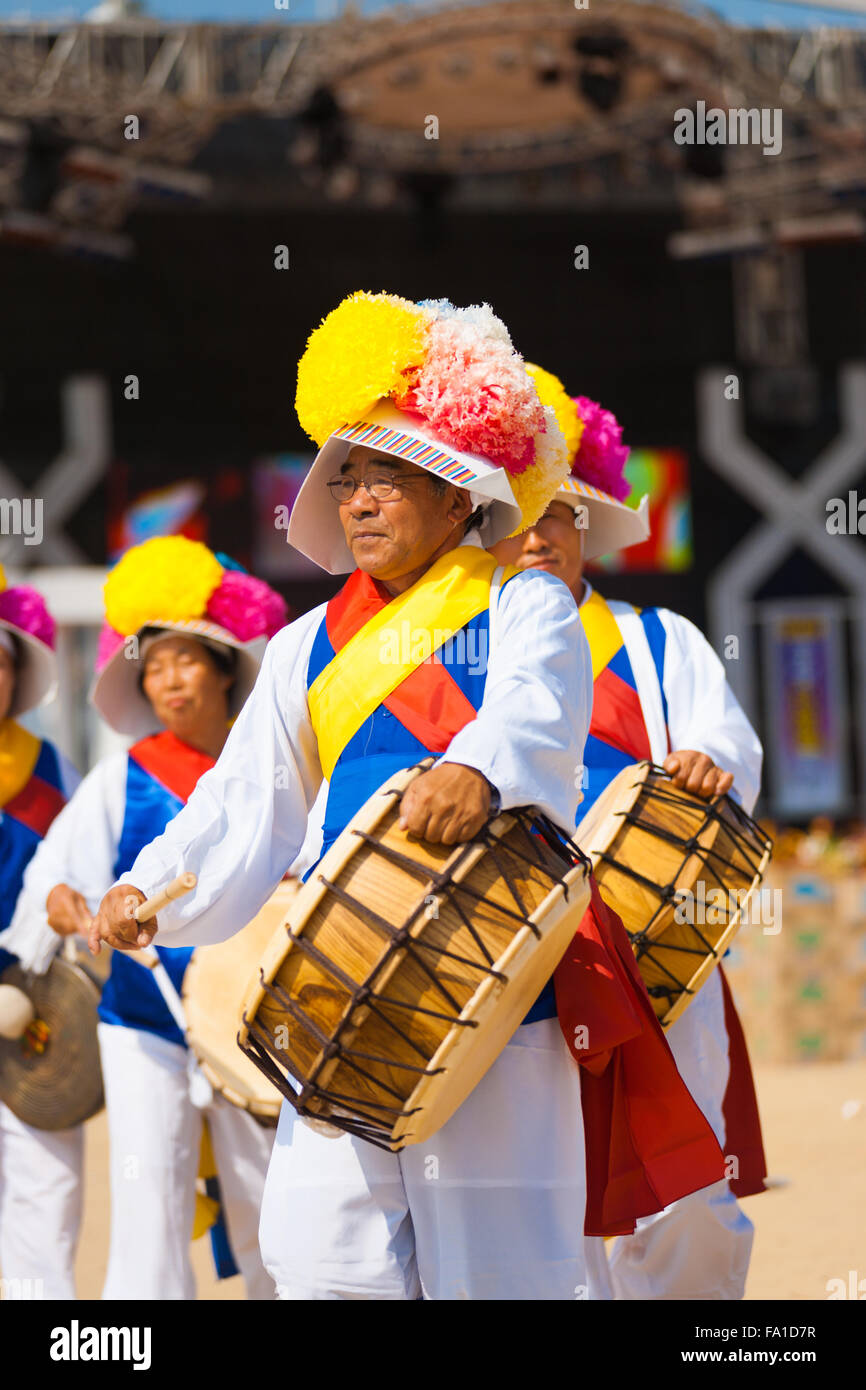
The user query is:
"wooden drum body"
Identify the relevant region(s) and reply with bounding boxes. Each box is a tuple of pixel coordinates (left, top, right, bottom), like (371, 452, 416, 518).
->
(238, 764, 590, 1151)
(574, 761, 772, 1027)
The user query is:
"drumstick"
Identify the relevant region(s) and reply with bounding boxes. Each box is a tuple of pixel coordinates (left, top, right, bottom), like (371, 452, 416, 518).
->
(133, 872, 197, 924)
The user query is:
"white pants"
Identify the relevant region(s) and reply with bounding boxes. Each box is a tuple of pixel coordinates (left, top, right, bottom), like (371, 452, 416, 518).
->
(260, 1017, 588, 1300)
(98, 1022, 275, 1301)
(604, 970, 754, 1300)
(0, 1100, 83, 1299)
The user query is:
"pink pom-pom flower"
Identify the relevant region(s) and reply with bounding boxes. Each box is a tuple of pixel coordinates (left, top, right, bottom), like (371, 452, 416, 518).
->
(96, 621, 125, 672)
(572, 396, 631, 501)
(396, 315, 544, 475)
(206, 570, 288, 642)
(0, 585, 56, 650)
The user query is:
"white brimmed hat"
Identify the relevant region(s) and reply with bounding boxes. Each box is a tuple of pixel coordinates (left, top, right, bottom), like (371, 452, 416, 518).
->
(88, 537, 287, 739)
(90, 619, 266, 740)
(290, 292, 571, 573)
(0, 570, 58, 718)
(555, 477, 651, 562)
(525, 365, 650, 562)
(287, 400, 526, 575)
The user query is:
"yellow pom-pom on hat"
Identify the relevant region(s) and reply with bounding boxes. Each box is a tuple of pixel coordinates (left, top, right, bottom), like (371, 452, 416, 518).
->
(296, 291, 432, 447)
(507, 406, 571, 533)
(104, 536, 224, 637)
(526, 363, 584, 464)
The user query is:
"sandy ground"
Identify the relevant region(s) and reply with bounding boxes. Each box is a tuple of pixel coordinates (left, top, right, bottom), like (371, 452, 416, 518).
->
(63, 1058, 866, 1301)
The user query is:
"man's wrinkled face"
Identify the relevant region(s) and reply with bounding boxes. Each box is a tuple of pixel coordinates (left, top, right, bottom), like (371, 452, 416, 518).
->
(491, 500, 585, 594)
(333, 446, 472, 582)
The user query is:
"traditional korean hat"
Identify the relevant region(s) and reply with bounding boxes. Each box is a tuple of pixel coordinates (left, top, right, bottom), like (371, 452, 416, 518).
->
(90, 537, 288, 739)
(526, 364, 650, 562)
(0, 564, 58, 717)
(289, 292, 571, 574)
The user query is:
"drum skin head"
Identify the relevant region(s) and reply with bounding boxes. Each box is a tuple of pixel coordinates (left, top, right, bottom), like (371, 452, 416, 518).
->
(0, 957, 104, 1131)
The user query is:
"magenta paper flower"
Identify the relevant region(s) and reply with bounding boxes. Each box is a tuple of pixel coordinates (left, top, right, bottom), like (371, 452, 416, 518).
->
(206, 570, 288, 642)
(95, 621, 125, 672)
(572, 396, 631, 501)
(0, 585, 56, 650)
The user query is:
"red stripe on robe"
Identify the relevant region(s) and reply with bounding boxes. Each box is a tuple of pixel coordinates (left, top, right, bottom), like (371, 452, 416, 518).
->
(3, 775, 66, 839)
(326, 568, 478, 753)
(589, 666, 652, 762)
(129, 731, 215, 805)
(324, 568, 732, 1235)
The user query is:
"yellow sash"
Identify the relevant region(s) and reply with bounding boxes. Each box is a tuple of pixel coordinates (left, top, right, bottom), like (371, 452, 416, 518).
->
(309, 546, 513, 781)
(579, 590, 628, 682)
(0, 719, 41, 808)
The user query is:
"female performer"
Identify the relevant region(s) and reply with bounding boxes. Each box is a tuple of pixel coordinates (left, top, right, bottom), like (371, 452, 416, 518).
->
(0, 567, 80, 1297)
(7, 539, 287, 1299)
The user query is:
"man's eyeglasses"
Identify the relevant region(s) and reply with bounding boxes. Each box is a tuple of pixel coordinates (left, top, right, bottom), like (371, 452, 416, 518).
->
(326, 471, 426, 503)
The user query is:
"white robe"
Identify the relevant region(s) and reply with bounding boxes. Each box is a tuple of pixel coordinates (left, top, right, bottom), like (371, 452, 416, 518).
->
(583, 586, 763, 1302)
(119, 560, 595, 1299)
(0, 744, 81, 1299)
(2, 750, 275, 1301)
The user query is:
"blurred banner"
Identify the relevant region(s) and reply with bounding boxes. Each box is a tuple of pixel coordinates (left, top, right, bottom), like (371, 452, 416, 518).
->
(108, 481, 207, 560)
(589, 447, 692, 573)
(762, 600, 850, 818)
(252, 454, 320, 579)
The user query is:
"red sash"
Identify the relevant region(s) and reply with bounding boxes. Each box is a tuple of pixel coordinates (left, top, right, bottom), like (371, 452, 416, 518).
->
(3, 774, 66, 839)
(557, 881, 726, 1235)
(129, 731, 216, 804)
(325, 569, 733, 1235)
(588, 615, 767, 1200)
(326, 568, 478, 753)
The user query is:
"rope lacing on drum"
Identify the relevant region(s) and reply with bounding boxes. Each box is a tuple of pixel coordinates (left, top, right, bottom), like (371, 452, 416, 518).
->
(239, 797, 588, 1151)
(586, 771, 772, 1010)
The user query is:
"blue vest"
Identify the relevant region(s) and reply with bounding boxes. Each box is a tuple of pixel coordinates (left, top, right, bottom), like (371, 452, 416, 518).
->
(307, 605, 556, 1024)
(98, 756, 193, 1047)
(0, 739, 67, 976)
(577, 603, 669, 821)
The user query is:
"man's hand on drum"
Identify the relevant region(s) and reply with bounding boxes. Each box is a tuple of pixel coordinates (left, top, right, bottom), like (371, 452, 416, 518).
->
(663, 750, 734, 799)
(88, 884, 157, 956)
(46, 883, 94, 939)
(399, 762, 493, 845)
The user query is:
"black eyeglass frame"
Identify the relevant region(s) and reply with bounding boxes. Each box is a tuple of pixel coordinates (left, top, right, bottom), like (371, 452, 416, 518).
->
(325, 470, 433, 503)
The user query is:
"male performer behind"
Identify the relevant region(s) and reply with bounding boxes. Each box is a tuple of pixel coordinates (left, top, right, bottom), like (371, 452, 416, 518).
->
(4, 540, 287, 1301)
(493, 368, 766, 1301)
(0, 569, 81, 1298)
(90, 292, 725, 1301)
